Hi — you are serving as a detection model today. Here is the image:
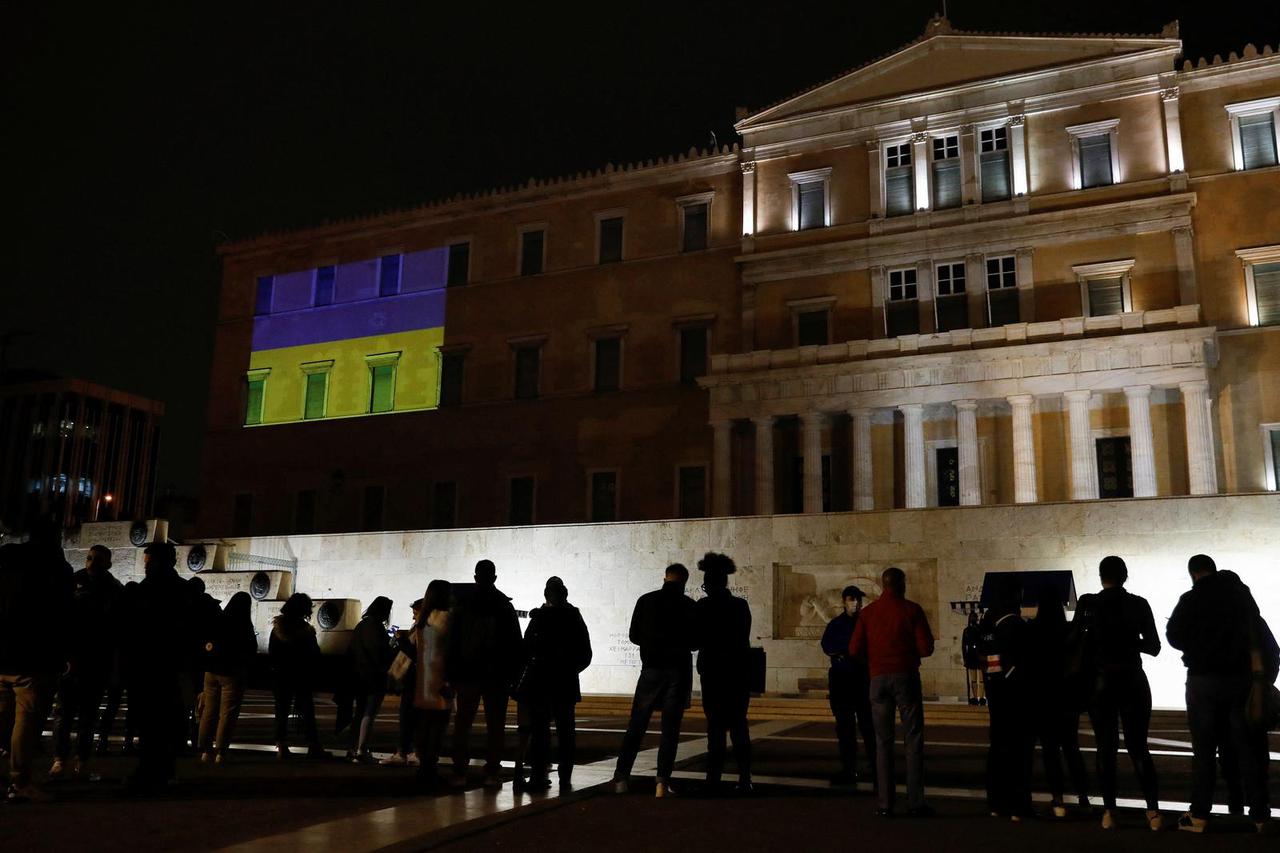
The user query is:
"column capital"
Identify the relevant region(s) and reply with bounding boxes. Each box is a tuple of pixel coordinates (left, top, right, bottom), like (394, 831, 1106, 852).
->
(953, 399, 978, 413)
(750, 414, 774, 427)
(1179, 379, 1210, 396)
(1063, 389, 1094, 404)
(1160, 85, 1181, 101)
(1123, 384, 1153, 400)
(710, 418, 735, 431)
(1007, 394, 1034, 408)
(1172, 224, 1193, 239)
(1014, 246, 1035, 261)
(864, 138, 881, 151)
(847, 406, 873, 420)
(898, 402, 924, 414)
(799, 410, 827, 426)
(1006, 114, 1026, 127)
(740, 161, 756, 174)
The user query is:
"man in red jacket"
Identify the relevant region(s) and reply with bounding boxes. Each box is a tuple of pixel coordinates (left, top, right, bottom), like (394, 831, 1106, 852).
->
(850, 566, 936, 817)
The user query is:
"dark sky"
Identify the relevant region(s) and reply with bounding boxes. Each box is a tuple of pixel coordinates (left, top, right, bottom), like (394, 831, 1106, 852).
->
(7, 1, 1278, 506)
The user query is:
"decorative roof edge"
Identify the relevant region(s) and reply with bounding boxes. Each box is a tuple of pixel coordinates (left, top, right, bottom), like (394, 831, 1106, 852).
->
(1180, 42, 1279, 72)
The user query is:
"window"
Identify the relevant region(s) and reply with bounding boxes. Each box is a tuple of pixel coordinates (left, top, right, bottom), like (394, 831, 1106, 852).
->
(594, 336, 621, 392)
(679, 325, 708, 384)
(677, 465, 707, 519)
(885, 143, 913, 217)
(931, 135, 961, 210)
(431, 481, 457, 528)
(934, 262, 968, 333)
(936, 447, 959, 506)
(514, 344, 540, 399)
(789, 168, 831, 230)
(1087, 278, 1125, 316)
(796, 309, 829, 346)
(1264, 425, 1280, 491)
(301, 365, 331, 420)
(520, 228, 545, 276)
(1079, 134, 1114, 188)
(379, 253, 402, 297)
(509, 476, 535, 525)
(598, 216, 624, 263)
(244, 374, 266, 426)
(447, 242, 470, 287)
(986, 255, 1020, 326)
(886, 267, 919, 336)
(1096, 437, 1134, 499)
(979, 126, 1011, 202)
(1227, 99, 1280, 171)
(368, 361, 397, 413)
(294, 489, 317, 534)
(439, 350, 465, 406)
(232, 493, 253, 537)
(1237, 247, 1280, 326)
(590, 471, 618, 522)
(255, 276, 274, 315)
(314, 266, 336, 306)
(1075, 260, 1134, 317)
(362, 485, 385, 532)
(681, 201, 709, 252)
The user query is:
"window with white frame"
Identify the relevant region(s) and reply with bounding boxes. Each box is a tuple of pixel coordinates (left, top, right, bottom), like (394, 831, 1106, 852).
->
(1262, 424, 1280, 491)
(931, 135, 961, 210)
(985, 255, 1019, 326)
(1074, 259, 1135, 317)
(1067, 119, 1120, 189)
(885, 143, 913, 217)
(1226, 98, 1280, 171)
(979, 126, 1011, 202)
(789, 168, 831, 230)
(300, 361, 333, 420)
(886, 267, 919, 336)
(1235, 245, 1280, 326)
(934, 261, 968, 332)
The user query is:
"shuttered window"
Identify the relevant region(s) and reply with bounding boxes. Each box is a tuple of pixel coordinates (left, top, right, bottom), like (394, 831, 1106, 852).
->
(378, 254, 402, 296)
(1087, 277, 1125, 317)
(514, 346, 540, 399)
(1079, 134, 1114, 188)
(679, 326, 708, 384)
(255, 276, 274, 315)
(932, 136, 961, 210)
(598, 217, 624, 263)
(1254, 262, 1280, 326)
(594, 337, 621, 391)
(682, 202, 708, 252)
(796, 309, 829, 346)
(369, 364, 395, 413)
(980, 127, 1010, 202)
(447, 242, 470, 287)
(303, 372, 328, 419)
(244, 377, 264, 426)
(1240, 113, 1279, 170)
(439, 352, 464, 406)
(935, 262, 968, 333)
(986, 256, 1019, 326)
(885, 143, 912, 217)
(520, 229, 544, 276)
(798, 180, 826, 229)
(314, 266, 335, 306)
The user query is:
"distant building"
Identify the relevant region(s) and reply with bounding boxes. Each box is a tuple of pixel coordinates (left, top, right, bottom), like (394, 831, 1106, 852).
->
(0, 376, 164, 533)
(201, 18, 1280, 536)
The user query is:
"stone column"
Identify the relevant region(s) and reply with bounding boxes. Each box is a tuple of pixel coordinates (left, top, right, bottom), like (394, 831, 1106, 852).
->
(800, 411, 825, 514)
(753, 415, 774, 516)
(965, 253, 986, 329)
(1064, 390, 1099, 500)
(740, 162, 756, 237)
(916, 261, 935, 335)
(900, 404, 926, 508)
(911, 132, 931, 212)
(870, 266, 887, 339)
(1160, 84, 1185, 173)
(1124, 385, 1158, 498)
(712, 419, 733, 517)
(1008, 394, 1038, 503)
(960, 124, 979, 206)
(850, 408, 874, 511)
(954, 400, 980, 506)
(867, 140, 885, 219)
(1015, 247, 1036, 323)
(1180, 380, 1219, 496)
(1008, 114, 1028, 196)
(1173, 225, 1198, 306)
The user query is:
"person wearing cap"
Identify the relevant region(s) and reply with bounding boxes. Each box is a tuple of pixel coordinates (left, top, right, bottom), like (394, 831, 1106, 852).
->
(695, 552, 753, 794)
(820, 584, 875, 789)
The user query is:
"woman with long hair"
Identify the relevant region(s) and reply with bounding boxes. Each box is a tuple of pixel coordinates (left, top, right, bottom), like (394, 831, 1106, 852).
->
(347, 596, 395, 762)
(269, 593, 325, 758)
(413, 580, 453, 786)
(1028, 590, 1092, 817)
(198, 591, 258, 763)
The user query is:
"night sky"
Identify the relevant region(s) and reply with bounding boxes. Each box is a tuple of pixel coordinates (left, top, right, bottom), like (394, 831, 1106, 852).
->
(7, 1, 1278, 513)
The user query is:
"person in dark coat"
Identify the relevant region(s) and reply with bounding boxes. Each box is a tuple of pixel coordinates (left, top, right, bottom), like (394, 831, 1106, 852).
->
(1077, 555, 1162, 831)
(520, 576, 592, 792)
(695, 552, 753, 794)
(50, 544, 122, 780)
(197, 591, 258, 762)
(612, 563, 699, 798)
(269, 593, 325, 758)
(185, 576, 223, 751)
(381, 598, 423, 766)
(979, 581, 1033, 822)
(1167, 554, 1277, 834)
(347, 596, 395, 762)
(97, 581, 140, 755)
(820, 584, 875, 788)
(447, 559, 523, 786)
(1027, 589, 1091, 818)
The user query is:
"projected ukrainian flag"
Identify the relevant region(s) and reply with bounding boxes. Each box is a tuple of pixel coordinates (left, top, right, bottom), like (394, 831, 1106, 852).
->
(244, 248, 447, 426)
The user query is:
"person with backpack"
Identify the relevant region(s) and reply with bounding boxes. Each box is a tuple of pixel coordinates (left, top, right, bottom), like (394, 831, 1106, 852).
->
(1027, 589, 1091, 818)
(269, 593, 325, 759)
(197, 591, 257, 763)
(1167, 553, 1277, 834)
(978, 581, 1033, 822)
(346, 596, 396, 763)
(1076, 556, 1162, 831)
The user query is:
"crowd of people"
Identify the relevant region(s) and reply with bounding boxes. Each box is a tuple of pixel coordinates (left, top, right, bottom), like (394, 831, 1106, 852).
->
(0, 521, 1276, 836)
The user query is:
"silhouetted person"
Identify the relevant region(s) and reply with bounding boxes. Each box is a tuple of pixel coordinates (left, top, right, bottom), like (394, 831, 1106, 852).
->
(198, 591, 257, 763)
(1027, 590, 1091, 817)
(447, 559, 522, 787)
(979, 582, 1033, 821)
(381, 598, 423, 766)
(1077, 555, 1161, 831)
(521, 576, 592, 792)
(347, 596, 394, 762)
(1168, 554, 1277, 834)
(413, 580, 453, 786)
(820, 584, 875, 788)
(50, 544, 121, 780)
(185, 576, 222, 750)
(612, 563, 699, 798)
(850, 566, 935, 817)
(0, 516, 73, 803)
(98, 580, 140, 754)
(269, 593, 324, 758)
(695, 552, 753, 794)
(124, 542, 195, 794)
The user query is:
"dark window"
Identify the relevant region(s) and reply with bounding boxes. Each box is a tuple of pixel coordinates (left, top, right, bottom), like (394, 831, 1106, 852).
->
(935, 263, 968, 333)
(1271, 429, 1280, 490)
(986, 256, 1019, 326)
(980, 127, 1011, 202)
(598, 217, 624, 263)
(1079, 134, 1114, 188)
(1096, 436, 1134, 499)
(1254, 262, 1280, 326)
(1087, 278, 1125, 317)
(679, 326, 708, 384)
(885, 143, 912, 216)
(509, 476, 535, 525)
(369, 364, 395, 413)
(295, 489, 317, 534)
(439, 352, 464, 406)
(520, 229, 544, 276)
(447, 242, 470, 286)
(797, 180, 826, 229)
(431, 481, 457, 529)
(886, 268, 919, 337)
(796, 309, 829, 346)
(379, 254, 401, 296)
(677, 466, 707, 518)
(244, 377, 265, 426)
(682, 202, 708, 252)
(232, 493, 252, 537)
(1240, 113, 1279, 170)
(362, 484, 385, 531)
(936, 447, 959, 506)
(255, 276, 274, 315)
(932, 136, 961, 209)
(590, 471, 618, 522)
(514, 346, 540, 399)
(594, 337, 621, 392)
(314, 266, 335, 306)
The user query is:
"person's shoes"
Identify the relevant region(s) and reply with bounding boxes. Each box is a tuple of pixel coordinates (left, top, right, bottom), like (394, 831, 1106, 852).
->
(735, 780, 755, 796)
(47, 758, 65, 779)
(1176, 812, 1207, 833)
(214, 753, 225, 766)
(6, 783, 51, 804)
(1100, 810, 1116, 830)
(612, 777, 629, 795)
(406, 753, 420, 767)
(1050, 802, 1068, 819)
(276, 745, 290, 760)
(199, 752, 212, 764)
(655, 779, 677, 798)
(907, 804, 935, 819)
(1255, 819, 1275, 835)
(379, 752, 408, 766)
(524, 776, 552, 793)
(1147, 810, 1164, 832)
(559, 780, 573, 794)
(875, 807, 893, 818)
